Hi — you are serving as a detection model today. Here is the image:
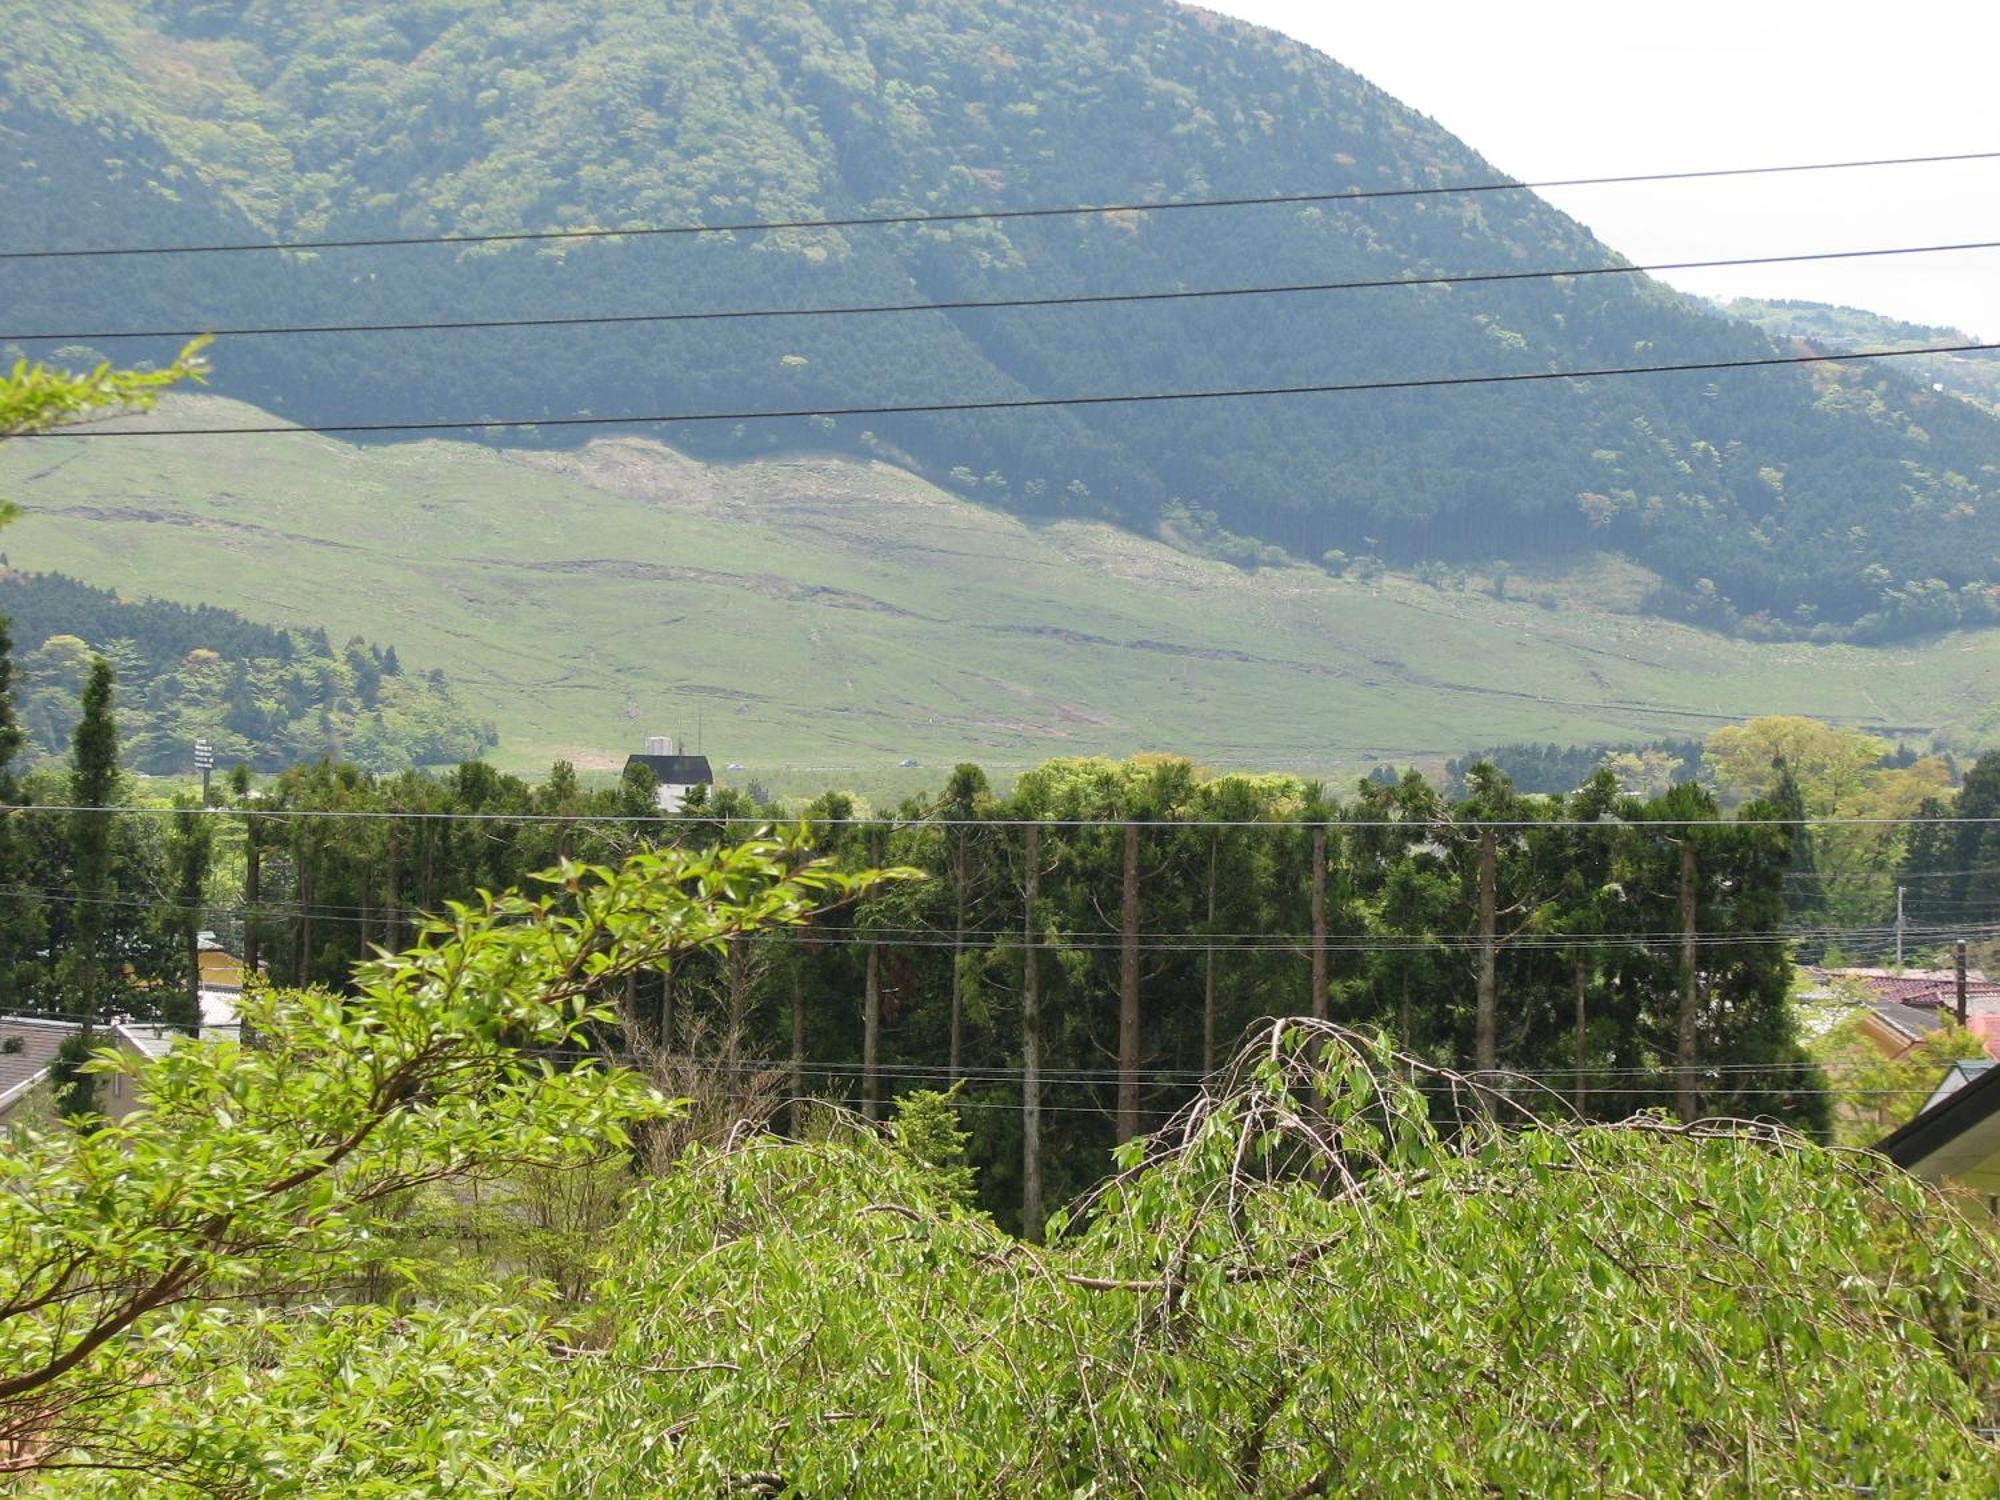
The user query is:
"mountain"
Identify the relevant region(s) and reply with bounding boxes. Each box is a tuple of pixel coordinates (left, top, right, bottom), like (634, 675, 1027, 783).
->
(9, 394, 2000, 789)
(1722, 298, 2000, 411)
(0, 569, 494, 772)
(4, 0, 2000, 644)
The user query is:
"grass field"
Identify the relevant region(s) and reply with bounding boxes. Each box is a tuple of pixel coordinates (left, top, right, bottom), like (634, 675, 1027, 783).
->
(5, 395, 1997, 796)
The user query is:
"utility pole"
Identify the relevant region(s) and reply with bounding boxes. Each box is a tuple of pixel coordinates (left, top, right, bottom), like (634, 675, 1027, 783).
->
(862, 825, 884, 1122)
(1022, 821, 1043, 1243)
(1676, 836, 1700, 1125)
(1896, 886, 1906, 969)
(1310, 823, 1329, 1022)
(1117, 819, 1141, 1145)
(1475, 826, 1498, 1074)
(1957, 939, 1969, 1027)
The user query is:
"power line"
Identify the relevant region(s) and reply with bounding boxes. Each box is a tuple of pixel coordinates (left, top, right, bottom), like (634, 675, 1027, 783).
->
(3, 148, 1994, 261)
(0, 1023, 1947, 1101)
(7, 882, 1990, 956)
(13, 803, 2000, 829)
(25, 340, 1998, 440)
(12, 237, 2000, 345)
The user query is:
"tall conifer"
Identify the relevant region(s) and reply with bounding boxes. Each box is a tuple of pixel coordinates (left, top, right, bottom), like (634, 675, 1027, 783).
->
(0, 614, 45, 1003)
(64, 658, 118, 1025)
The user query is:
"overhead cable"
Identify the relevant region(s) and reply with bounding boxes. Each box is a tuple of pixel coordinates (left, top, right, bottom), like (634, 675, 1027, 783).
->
(3, 149, 1995, 261)
(22, 340, 2000, 440)
(10, 237, 2000, 344)
(14, 803, 2000, 829)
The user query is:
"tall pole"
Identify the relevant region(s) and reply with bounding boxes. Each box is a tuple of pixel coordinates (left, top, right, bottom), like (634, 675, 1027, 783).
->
(1022, 821, 1043, 1243)
(1117, 819, 1141, 1144)
(950, 825, 967, 1080)
(1475, 826, 1498, 1073)
(1957, 939, 1969, 1027)
(862, 826, 883, 1123)
(1896, 885, 1906, 969)
(1203, 830, 1218, 1074)
(1310, 823, 1329, 1022)
(1677, 837, 1700, 1125)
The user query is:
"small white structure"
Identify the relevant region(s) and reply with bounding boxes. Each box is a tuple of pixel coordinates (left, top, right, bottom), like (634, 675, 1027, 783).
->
(624, 735, 715, 813)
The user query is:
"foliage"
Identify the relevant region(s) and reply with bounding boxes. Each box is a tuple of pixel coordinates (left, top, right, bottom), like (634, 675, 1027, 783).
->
(1707, 715, 1954, 932)
(0, 827, 894, 1474)
(46, 1030, 97, 1121)
(6, 4, 2000, 638)
(0, 571, 494, 772)
(0, 343, 206, 442)
(31, 1023, 2000, 1495)
(1808, 1009, 1992, 1148)
(886, 1082, 975, 1204)
(1445, 737, 1703, 796)
(1900, 749, 2000, 932)
(1726, 297, 2000, 410)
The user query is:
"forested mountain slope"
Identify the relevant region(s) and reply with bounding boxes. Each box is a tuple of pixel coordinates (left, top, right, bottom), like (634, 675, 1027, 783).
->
(4, 0, 2000, 640)
(1723, 298, 2000, 411)
(9, 395, 2000, 785)
(0, 570, 494, 771)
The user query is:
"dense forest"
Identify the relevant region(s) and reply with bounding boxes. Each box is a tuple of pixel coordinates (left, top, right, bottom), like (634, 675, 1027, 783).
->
(8, 738, 1836, 1234)
(0, 570, 494, 770)
(6, 0, 2000, 641)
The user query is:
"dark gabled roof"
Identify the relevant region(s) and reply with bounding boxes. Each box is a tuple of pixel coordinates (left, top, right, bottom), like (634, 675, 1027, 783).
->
(624, 753, 714, 784)
(1877, 1058, 2000, 1174)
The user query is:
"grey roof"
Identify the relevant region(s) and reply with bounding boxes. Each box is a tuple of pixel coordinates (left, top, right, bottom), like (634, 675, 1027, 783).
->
(0, 1017, 80, 1114)
(1921, 1060, 1998, 1115)
(1872, 1001, 1947, 1043)
(624, 753, 714, 785)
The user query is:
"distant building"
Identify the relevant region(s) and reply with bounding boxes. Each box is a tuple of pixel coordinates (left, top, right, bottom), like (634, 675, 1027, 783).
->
(1803, 965, 2000, 1062)
(0, 1016, 241, 1125)
(624, 735, 714, 813)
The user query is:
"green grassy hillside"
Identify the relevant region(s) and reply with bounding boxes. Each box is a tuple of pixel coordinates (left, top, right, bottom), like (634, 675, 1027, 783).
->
(7, 0, 2000, 640)
(4, 395, 1998, 789)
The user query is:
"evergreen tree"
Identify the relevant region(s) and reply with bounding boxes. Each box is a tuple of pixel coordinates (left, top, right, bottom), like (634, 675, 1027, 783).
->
(161, 796, 214, 1035)
(62, 658, 118, 1026)
(0, 614, 46, 1004)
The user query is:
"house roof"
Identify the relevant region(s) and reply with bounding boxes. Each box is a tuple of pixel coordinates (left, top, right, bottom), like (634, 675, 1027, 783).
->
(0, 1017, 77, 1114)
(110, 1021, 242, 1061)
(112, 1023, 185, 1062)
(1921, 1060, 1998, 1114)
(1809, 966, 2000, 1012)
(1877, 1059, 2000, 1192)
(624, 753, 714, 785)
(1868, 1001, 1946, 1046)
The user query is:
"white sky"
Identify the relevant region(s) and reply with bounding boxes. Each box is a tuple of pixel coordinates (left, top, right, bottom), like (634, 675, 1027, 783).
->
(1196, 1, 2000, 338)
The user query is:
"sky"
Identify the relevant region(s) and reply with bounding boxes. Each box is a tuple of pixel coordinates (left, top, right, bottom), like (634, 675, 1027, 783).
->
(1197, 1, 2000, 339)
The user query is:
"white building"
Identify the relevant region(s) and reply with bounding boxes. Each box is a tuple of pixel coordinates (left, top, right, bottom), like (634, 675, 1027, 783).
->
(623, 735, 715, 812)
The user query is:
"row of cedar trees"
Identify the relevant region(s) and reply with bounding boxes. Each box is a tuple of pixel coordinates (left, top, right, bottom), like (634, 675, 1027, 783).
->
(0, 647, 1825, 1233)
(184, 754, 1825, 1237)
